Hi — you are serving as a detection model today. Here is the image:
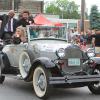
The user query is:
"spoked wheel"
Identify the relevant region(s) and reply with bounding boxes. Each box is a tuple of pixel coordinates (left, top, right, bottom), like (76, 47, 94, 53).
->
(88, 68, 100, 94)
(19, 51, 31, 79)
(33, 65, 52, 99)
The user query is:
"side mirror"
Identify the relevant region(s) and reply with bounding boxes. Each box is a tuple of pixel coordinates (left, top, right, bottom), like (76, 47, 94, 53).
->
(12, 37, 21, 44)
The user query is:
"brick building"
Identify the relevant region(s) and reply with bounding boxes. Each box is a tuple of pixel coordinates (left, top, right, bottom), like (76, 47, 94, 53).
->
(0, 0, 43, 13)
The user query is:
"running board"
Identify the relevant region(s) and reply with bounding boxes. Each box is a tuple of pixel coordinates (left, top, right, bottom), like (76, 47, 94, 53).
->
(3, 74, 23, 80)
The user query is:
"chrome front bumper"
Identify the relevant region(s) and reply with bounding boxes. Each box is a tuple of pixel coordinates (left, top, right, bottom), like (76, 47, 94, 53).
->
(49, 75, 100, 84)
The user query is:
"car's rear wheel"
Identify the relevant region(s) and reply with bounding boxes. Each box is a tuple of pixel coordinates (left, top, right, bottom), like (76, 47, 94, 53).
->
(33, 65, 52, 99)
(0, 75, 5, 84)
(88, 68, 100, 94)
(19, 51, 31, 79)
(0, 55, 5, 84)
(0, 66, 5, 84)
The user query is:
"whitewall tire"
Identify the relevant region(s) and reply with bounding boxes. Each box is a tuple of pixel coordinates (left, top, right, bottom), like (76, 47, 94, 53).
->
(19, 51, 31, 79)
(33, 65, 51, 99)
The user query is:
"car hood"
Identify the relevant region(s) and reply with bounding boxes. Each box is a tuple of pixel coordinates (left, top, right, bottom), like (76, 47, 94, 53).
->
(39, 43, 72, 52)
(29, 40, 82, 60)
(30, 40, 73, 53)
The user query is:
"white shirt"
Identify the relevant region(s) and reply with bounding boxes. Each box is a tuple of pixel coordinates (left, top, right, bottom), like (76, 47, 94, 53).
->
(4, 18, 14, 32)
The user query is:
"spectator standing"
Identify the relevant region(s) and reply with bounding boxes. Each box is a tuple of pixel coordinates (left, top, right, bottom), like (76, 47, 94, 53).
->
(86, 29, 92, 46)
(67, 28, 73, 42)
(0, 10, 18, 40)
(73, 27, 79, 37)
(91, 31, 100, 53)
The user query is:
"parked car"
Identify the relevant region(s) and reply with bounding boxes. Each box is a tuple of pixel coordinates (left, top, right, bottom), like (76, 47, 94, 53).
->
(0, 25, 100, 99)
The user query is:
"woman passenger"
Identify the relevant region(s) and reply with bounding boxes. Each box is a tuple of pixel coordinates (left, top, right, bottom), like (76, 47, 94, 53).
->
(12, 26, 26, 43)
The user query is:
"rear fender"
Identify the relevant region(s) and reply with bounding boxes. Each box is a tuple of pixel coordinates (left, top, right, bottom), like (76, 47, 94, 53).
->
(0, 52, 5, 70)
(0, 52, 10, 72)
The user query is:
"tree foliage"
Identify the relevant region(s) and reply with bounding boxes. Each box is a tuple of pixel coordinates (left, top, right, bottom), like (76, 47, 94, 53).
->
(45, 2, 60, 15)
(90, 5, 100, 30)
(45, 0, 80, 19)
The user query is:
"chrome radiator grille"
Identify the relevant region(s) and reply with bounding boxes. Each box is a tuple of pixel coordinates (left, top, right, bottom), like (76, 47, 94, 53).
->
(62, 46, 83, 74)
(64, 47, 82, 59)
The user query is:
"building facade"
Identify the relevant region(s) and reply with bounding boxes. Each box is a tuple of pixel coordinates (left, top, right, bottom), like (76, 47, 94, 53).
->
(0, 0, 13, 10)
(0, 0, 43, 13)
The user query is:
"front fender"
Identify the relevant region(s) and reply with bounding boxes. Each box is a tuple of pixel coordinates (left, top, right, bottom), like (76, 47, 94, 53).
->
(32, 57, 56, 68)
(24, 57, 56, 82)
(91, 57, 100, 64)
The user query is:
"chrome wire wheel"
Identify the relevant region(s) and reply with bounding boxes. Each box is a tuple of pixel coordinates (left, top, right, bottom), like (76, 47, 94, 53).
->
(19, 52, 31, 79)
(33, 65, 51, 99)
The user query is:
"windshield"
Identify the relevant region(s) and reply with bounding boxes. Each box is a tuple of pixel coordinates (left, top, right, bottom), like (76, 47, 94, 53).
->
(27, 25, 66, 41)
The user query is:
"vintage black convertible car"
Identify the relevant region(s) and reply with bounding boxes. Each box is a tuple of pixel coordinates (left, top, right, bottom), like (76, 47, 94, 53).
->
(0, 25, 100, 99)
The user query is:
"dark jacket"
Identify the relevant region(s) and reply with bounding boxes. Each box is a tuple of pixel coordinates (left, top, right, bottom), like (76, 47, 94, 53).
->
(0, 14, 18, 39)
(17, 18, 30, 27)
(17, 17, 34, 27)
(91, 34, 100, 47)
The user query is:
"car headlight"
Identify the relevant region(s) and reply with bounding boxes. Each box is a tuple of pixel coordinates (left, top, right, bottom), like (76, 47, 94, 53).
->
(87, 52, 95, 57)
(56, 48, 65, 58)
(87, 48, 95, 57)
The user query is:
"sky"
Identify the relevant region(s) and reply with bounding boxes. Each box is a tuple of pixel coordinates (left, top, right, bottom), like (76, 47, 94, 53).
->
(75, 0, 100, 13)
(44, 0, 100, 14)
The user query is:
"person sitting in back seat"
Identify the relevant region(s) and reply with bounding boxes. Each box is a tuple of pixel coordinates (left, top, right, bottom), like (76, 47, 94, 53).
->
(12, 26, 27, 43)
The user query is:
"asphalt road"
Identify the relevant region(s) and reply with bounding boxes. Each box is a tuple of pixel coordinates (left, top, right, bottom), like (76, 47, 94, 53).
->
(0, 77, 100, 100)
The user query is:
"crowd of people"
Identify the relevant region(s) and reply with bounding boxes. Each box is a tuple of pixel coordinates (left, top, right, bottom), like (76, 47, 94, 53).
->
(0, 9, 34, 43)
(67, 27, 100, 52)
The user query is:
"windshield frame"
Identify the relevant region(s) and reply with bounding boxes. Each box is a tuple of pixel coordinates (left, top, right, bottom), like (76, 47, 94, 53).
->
(26, 25, 66, 43)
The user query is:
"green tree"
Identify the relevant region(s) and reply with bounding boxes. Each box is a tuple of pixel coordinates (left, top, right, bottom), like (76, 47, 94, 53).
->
(45, 0, 80, 19)
(55, 0, 69, 18)
(97, 13, 100, 30)
(45, 2, 60, 15)
(66, 1, 80, 19)
(90, 5, 100, 30)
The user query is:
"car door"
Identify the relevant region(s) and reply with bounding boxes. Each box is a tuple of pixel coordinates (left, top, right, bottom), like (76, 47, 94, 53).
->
(12, 43, 28, 67)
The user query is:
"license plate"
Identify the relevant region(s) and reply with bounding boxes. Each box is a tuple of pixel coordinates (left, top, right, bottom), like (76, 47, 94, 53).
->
(68, 58, 80, 66)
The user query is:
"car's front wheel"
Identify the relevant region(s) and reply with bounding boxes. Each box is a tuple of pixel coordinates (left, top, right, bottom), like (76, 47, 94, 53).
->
(88, 68, 100, 94)
(33, 65, 52, 99)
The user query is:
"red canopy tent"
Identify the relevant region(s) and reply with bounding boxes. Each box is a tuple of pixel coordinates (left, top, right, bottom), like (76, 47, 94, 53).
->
(54, 22, 64, 26)
(34, 14, 53, 26)
(34, 14, 63, 26)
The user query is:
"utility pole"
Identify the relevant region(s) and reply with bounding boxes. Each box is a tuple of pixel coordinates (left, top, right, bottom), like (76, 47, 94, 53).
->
(81, 0, 85, 33)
